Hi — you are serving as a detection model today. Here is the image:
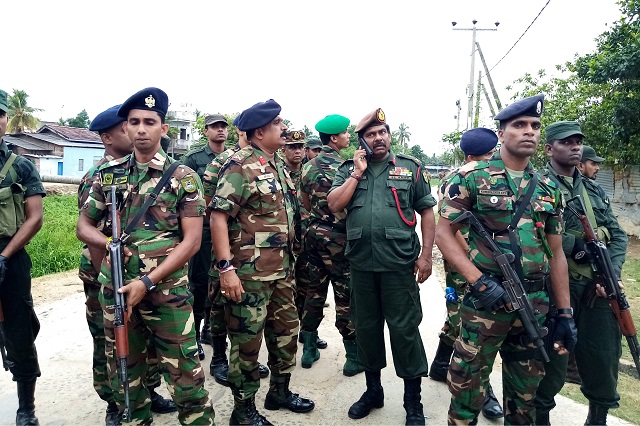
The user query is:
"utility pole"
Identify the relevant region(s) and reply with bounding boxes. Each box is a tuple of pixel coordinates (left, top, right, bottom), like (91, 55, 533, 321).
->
(481, 83, 497, 117)
(475, 42, 503, 110)
(455, 99, 462, 131)
(452, 20, 499, 129)
(474, 71, 482, 128)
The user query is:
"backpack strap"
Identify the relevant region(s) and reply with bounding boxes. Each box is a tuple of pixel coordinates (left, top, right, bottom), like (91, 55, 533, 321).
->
(0, 153, 17, 185)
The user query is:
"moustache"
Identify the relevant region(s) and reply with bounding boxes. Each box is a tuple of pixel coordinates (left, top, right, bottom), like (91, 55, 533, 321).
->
(281, 131, 288, 138)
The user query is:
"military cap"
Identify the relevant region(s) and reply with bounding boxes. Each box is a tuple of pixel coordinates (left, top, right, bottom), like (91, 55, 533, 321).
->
(315, 114, 350, 135)
(581, 145, 604, 163)
(117, 87, 169, 118)
(232, 111, 244, 126)
(285, 130, 306, 145)
(235, 99, 281, 132)
(89, 105, 125, 133)
(306, 137, 323, 150)
(459, 127, 498, 156)
(355, 108, 387, 133)
(0, 89, 7, 113)
(545, 120, 584, 143)
(204, 113, 228, 126)
(494, 94, 544, 123)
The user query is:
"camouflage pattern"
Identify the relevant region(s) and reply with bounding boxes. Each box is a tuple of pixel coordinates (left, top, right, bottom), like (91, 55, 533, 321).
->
(298, 145, 354, 338)
(211, 144, 298, 399)
(438, 152, 563, 424)
(82, 149, 213, 424)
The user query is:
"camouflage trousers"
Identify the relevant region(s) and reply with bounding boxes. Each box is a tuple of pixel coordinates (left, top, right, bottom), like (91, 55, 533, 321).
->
(300, 223, 355, 339)
(82, 276, 163, 404)
(448, 290, 549, 425)
(100, 283, 214, 425)
(207, 275, 227, 338)
(225, 276, 299, 399)
(439, 265, 468, 346)
(294, 251, 310, 320)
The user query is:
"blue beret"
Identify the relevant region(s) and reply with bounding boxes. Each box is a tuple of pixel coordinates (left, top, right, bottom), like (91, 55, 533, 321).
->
(315, 114, 350, 135)
(89, 104, 125, 133)
(494, 94, 544, 123)
(235, 99, 281, 132)
(460, 128, 498, 156)
(118, 87, 169, 118)
(232, 111, 244, 126)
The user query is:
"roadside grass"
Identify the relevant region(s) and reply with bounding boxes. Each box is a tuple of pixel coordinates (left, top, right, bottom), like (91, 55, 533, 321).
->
(26, 195, 81, 277)
(620, 256, 640, 366)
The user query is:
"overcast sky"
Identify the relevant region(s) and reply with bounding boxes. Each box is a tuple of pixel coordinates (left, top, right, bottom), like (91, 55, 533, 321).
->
(4, 0, 621, 155)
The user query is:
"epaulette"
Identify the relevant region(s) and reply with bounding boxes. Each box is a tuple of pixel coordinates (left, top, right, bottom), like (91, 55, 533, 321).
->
(228, 145, 254, 164)
(184, 146, 205, 157)
(397, 153, 422, 166)
(100, 154, 131, 170)
(457, 160, 487, 176)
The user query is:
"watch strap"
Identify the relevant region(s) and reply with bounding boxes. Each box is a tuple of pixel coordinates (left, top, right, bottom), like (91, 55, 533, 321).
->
(140, 275, 155, 292)
(556, 307, 573, 316)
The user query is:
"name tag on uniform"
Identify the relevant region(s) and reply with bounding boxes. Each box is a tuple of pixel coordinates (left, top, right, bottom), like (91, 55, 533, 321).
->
(479, 189, 510, 196)
(388, 175, 412, 180)
(257, 173, 274, 180)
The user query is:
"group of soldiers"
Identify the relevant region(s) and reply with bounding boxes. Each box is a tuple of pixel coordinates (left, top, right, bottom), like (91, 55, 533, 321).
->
(0, 85, 629, 426)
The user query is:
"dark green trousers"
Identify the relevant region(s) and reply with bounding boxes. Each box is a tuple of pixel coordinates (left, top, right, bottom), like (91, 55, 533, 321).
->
(350, 268, 427, 378)
(535, 278, 621, 412)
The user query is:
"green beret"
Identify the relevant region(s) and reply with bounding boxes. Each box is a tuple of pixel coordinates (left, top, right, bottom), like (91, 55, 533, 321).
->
(0, 89, 8, 113)
(545, 120, 584, 143)
(315, 114, 350, 135)
(305, 137, 322, 149)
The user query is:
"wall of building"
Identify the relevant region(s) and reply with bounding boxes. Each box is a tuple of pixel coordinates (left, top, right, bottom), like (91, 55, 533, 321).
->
(62, 147, 104, 177)
(595, 166, 640, 236)
(39, 157, 62, 176)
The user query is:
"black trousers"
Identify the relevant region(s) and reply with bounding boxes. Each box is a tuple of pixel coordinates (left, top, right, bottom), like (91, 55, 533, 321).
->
(188, 227, 212, 322)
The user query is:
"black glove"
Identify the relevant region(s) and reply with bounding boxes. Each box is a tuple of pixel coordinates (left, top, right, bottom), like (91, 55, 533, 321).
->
(0, 255, 7, 286)
(571, 239, 594, 264)
(470, 274, 510, 311)
(553, 315, 578, 352)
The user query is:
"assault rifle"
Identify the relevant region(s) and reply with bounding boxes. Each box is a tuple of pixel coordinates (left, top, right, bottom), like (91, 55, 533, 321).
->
(565, 195, 640, 378)
(452, 211, 550, 362)
(109, 185, 131, 421)
(0, 302, 15, 371)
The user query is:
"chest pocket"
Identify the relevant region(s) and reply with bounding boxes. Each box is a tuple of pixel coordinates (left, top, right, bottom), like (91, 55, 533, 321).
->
(148, 190, 179, 231)
(0, 183, 26, 238)
(387, 179, 412, 208)
(348, 178, 368, 211)
(476, 195, 513, 212)
(255, 176, 283, 214)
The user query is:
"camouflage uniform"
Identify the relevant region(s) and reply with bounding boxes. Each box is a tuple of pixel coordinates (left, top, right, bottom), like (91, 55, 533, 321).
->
(211, 144, 298, 399)
(535, 164, 627, 416)
(82, 149, 214, 425)
(438, 152, 563, 424)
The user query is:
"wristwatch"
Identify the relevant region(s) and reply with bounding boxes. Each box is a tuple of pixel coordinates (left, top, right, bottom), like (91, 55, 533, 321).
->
(216, 259, 231, 270)
(140, 275, 156, 293)
(556, 307, 574, 316)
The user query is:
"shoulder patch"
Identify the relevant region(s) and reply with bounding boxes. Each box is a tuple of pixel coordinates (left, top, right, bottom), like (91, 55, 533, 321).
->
(457, 160, 486, 176)
(180, 176, 197, 193)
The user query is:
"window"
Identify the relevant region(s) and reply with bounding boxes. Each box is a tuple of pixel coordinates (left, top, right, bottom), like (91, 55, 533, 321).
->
(180, 128, 187, 140)
(79, 159, 84, 171)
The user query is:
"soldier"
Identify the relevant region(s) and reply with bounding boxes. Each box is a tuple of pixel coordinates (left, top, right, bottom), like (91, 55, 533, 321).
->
(80, 105, 176, 424)
(436, 95, 578, 425)
(282, 130, 305, 188)
(201, 117, 270, 387)
(0, 88, 46, 426)
(304, 137, 323, 162)
(297, 114, 363, 376)
(327, 108, 436, 425)
(535, 121, 627, 425)
(182, 113, 229, 360)
(578, 145, 604, 180)
(76, 87, 214, 425)
(210, 99, 314, 425)
(428, 128, 503, 420)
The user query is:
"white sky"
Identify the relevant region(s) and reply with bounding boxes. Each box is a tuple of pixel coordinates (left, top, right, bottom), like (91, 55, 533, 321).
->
(3, 0, 621, 155)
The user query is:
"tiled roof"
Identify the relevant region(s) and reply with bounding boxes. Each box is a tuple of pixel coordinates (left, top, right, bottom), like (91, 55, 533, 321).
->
(39, 124, 101, 142)
(3, 135, 50, 151)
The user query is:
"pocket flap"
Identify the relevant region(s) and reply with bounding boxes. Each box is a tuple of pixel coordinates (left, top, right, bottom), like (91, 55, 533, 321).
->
(0, 186, 12, 202)
(135, 238, 174, 258)
(385, 227, 411, 239)
(255, 231, 288, 248)
(387, 180, 412, 190)
(346, 227, 362, 241)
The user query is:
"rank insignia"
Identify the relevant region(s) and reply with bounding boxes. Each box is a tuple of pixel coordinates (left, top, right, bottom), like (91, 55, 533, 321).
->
(536, 101, 542, 114)
(102, 173, 114, 185)
(490, 196, 499, 204)
(259, 156, 267, 165)
(145, 95, 156, 108)
(536, 195, 555, 203)
(490, 176, 498, 184)
(180, 176, 197, 193)
(376, 108, 385, 123)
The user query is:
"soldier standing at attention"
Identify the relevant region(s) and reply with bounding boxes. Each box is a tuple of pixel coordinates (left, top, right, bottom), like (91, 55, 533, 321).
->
(327, 108, 436, 425)
(210, 99, 314, 425)
(76, 87, 214, 425)
(534, 122, 627, 425)
(304, 137, 323, 163)
(578, 145, 604, 180)
(428, 128, 503, 420)
(182, 113, 229, 360)
(0, 88, 46, 426)
(297, 114, 363, 376)
(436, 95, 577, 425)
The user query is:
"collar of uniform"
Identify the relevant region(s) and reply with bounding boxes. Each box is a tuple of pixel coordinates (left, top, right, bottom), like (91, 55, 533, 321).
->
(129, 148, 169, 171)
(249, 142, 274, 165)
(0, 139, 9, 157)
(203, 142, 214, 156)
(104, 154, 115, 162)
(385, 151, 397, 165)
(546, 161, 580, 185)
(488, 151, 534, 175)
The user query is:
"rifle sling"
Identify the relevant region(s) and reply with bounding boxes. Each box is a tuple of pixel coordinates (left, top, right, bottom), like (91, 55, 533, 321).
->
(122, 161, 181, 239)
(506, 173, 539, 283)
(0, 153, 17, 185)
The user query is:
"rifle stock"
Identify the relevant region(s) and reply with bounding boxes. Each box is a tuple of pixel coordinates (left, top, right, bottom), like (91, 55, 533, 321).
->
(565, 195, 640, 378)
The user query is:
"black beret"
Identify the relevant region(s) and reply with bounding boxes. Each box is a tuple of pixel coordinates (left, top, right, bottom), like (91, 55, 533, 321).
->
(459, 128, 498, 156)
(89, 104, 125, 133)
(494, 94, 544, 123)
(235, 99, 281, 132)
(118, 87, 169, 118)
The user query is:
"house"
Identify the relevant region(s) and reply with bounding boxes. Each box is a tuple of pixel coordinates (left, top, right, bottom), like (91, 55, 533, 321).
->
(5, 124, 104, 177)
(166, 105, 202, 157)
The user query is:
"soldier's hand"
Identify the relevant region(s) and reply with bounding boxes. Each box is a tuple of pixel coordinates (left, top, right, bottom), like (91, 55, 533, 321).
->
(124, 248, 132, 264)
(553, 315, 577, 354)
(470, 274, 510, 311)
(118, 280, 147, 316)
(414, 255, 432, 283)
(353, 149, 368, 173)
(220, 269, 244, 302)
(0, 255, 7, 286)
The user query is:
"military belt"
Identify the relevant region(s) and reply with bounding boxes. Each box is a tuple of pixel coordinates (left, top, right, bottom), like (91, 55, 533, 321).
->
(495, 274, 549, 293)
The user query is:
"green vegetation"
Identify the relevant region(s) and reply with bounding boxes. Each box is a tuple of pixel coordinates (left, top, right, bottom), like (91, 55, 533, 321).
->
(27, 195, 81, 277)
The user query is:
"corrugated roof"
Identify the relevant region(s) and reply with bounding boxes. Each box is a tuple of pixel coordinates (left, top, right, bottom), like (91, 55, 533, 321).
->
(27, 133, 102, 148)
(39, 124, 101, 142)
(3, 135, 50, 151)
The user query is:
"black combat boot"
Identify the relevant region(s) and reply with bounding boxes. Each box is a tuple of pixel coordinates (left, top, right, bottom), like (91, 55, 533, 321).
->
(16, 380, 39, 426)
(482, 384, 503, 419)
(535, 410, 550, 426)
(258, 363, 270, 379)
(403, 377, 425, 425)
(195, 318, 205, 361)
(428, 340, 454, 382)
(210, 335, 229, 386)
(298, 333, 328, 349)
(149, 387, 177, 414)
(230, 395, 273, 426)
(585, 403, 608, 425)
(201, 313, 213, 346)
(105, 401, 121, 426)
(264, 373, 315, 413)
(348, 370, 384, 420)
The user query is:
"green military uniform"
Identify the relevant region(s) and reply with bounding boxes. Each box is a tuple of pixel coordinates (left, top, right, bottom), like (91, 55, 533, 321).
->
(331, 151, 436, 378)
(82, 149, 213, 425)
(0, 140, 45, 382)
(211, 143, 299, 399)
(439, 152, 563, 424)
(535, 163, 627, 415)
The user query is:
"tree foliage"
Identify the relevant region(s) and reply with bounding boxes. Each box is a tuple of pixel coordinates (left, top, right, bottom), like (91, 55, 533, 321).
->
(64, 109, 91, 128)
(7, 89, 42, 133)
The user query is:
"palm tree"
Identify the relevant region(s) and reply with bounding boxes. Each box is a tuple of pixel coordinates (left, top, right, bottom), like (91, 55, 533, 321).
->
(397, 123, 412, 147)
(7, 89, 43, 133)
